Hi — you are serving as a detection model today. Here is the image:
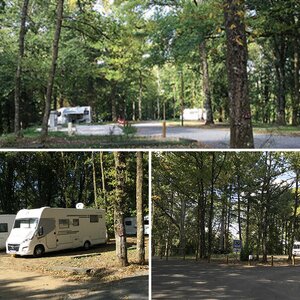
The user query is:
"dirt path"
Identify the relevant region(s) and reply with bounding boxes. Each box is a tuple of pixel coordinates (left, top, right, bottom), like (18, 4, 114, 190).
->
(0, 242, 149, 299)
(0, 266, 148, 300)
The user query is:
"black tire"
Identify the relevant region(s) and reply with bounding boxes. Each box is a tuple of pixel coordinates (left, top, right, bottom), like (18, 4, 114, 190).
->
(83, 241, 91, 250)
(34, 245, 45, 257)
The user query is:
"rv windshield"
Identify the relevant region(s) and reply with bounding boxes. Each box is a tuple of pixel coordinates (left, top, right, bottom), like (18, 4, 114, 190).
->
(14, 218, 38, 229)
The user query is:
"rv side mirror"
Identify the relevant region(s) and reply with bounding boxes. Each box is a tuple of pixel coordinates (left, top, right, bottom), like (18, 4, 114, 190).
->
(38, 226, 44, 236)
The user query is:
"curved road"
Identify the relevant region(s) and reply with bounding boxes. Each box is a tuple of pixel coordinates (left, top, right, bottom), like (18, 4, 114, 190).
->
(69, 123, 300, 148)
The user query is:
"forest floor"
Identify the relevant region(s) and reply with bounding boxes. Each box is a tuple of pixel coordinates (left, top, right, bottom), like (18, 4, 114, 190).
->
(0, 238, 149, 299)
(2, 121, 300, 148)
(152, 256, 300, 299)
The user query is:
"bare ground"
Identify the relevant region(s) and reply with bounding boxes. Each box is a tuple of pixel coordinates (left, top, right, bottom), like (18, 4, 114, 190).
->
(0, 238, 149, 299)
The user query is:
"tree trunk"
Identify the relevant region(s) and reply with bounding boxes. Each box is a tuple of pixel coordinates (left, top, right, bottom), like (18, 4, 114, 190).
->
(99, 152, 107, 209)
(274, 36, 287, 125)
(138, 70, 143, 120)
(113, 152, 128, 267)
(41, 0, 64, 138)
(136, 152, 145, 265)
(289, 171, 299, 260)
(199, 41, 214, 125)
(179, 197, 186, 259)
(224, 0, 254, 148)
(208, 153, 215, 258)
(292, 38, 299, 125)
(180, 70, 184, 126)
(14, 0, 29, 137)
(92, 152, 98, 208)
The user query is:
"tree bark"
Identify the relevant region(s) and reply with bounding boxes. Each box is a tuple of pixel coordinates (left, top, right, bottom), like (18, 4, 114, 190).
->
(292, 38, 299, 125)
(14, 0, 29, 137)
(138, 70, 143, 120)
(224, 0, 254, 148)
(273, 36, 287, 125)
(41, 0, 64, 138)
(114, 152, 128, 267)
(136, 152, 145, 265)
(199, 41, 214, 125)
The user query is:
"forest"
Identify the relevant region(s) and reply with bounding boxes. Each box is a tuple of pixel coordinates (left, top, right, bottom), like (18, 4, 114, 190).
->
(0, 151, 148, 266)
(152, 151, 300, 262)
(0, 0, 299, 147)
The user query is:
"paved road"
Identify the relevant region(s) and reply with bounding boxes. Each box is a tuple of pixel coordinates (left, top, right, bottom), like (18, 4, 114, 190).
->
(133, 123, 300, 148)
(59, 122, 300, 148)
(152, 258, 300, 299)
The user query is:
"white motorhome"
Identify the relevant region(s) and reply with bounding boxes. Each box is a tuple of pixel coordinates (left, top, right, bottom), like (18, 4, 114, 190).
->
(292, 241, 300, 256)
(0, 215, 16, 249)
(57, 106, 92, 124)
(180, 108, 207, 121)
(6, 207, 106, 257)
(125, 215, 150, 235)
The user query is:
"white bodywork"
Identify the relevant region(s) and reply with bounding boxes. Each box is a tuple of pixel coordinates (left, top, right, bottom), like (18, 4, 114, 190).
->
(6, 207, 106, 256)
(0, 215, 16, 249)
(292, 241, 300, 256)
(57, 106, 92, 124)
(181, 108, 207, 121)
(125, 215, 150, 235)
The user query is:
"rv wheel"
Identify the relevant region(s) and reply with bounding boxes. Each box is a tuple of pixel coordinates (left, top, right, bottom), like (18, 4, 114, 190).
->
(34, 245, 45, 257)
(83, 241, 91, 250)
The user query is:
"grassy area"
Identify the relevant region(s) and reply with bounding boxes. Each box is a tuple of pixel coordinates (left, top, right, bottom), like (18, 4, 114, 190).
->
(0, 130, 199, 149)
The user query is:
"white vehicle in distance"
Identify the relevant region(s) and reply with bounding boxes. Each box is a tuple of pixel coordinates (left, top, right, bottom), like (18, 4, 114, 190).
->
(292, 241, 300, 256)
(6, 206, 106, 257)
(125, 215, 150, 235)
(0, 215, 16, 249)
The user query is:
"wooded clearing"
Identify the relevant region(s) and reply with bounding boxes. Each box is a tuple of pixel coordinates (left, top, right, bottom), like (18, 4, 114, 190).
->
(152, 152, 300, 262)
(1, 1, 299, 148)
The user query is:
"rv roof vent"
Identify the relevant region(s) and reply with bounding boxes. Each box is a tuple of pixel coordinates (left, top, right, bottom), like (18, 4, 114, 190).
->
(76, 203, 85, 209)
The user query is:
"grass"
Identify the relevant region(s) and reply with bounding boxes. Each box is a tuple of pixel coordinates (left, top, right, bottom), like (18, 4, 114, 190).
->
(0, 129, 199, 149)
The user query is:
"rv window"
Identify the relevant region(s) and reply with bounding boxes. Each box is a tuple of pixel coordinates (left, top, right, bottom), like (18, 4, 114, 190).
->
(90, 215, 98, 223)
(0, 223, 8, 233)
(125, 221, 132, 226)
(73, 219, 79, 226)
(14, 218, 38, 229)
(59, 219, 69, 228)
(144, 219, 149, 225)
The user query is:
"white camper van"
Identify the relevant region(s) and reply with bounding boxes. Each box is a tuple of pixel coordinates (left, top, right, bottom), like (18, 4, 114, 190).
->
(125, 215, 150, 235)
(6, 207, 106, 257)
(0, 215, 16, 249)
(57, 106, 92, 125)
(292, 241, 300, 256)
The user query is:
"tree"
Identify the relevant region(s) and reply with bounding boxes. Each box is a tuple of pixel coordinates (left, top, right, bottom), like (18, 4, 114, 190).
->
(224, 0, 254, 148)
(113, 151, 129, 267)
(41, 0, 65, 138)
(136, 152, 145, 264)
(14, 0, 29, 137)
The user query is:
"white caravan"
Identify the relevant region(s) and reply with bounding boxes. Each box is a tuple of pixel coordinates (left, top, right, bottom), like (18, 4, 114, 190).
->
(180, 108, 207, 121)
(57, 106, 92, 124)
(125, 215, 150, 235)
(0, 215, 16, 249)
(6, 207, 106, 256)
(292, 241, 300, 256)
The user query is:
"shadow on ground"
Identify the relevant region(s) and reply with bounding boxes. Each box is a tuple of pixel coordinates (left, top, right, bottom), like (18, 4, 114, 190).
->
(152, 257, 300, 299)
(0, 273, 148, 300)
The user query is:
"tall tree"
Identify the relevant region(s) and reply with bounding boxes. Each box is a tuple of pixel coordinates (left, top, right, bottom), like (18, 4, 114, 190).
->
(14, 0, 30, 137)
(113, 151, 129, 267)
(224, 0, 254, 148)
(136, 152, 145, 264)
(41, 0, 64, 138)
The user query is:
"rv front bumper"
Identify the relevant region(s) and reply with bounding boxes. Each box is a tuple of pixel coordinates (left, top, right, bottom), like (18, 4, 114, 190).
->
(7, 242, 34, 256)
